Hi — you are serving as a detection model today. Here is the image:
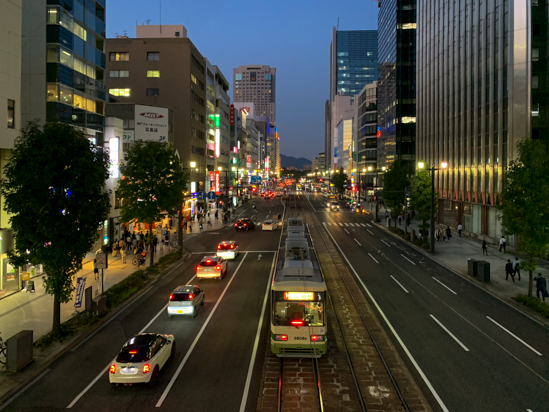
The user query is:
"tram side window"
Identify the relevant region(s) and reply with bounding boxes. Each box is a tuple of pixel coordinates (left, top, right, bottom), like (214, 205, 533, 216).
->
(273, 301, 324, 326)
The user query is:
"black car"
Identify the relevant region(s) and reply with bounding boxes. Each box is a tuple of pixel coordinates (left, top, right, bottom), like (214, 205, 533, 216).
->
(235, 218, 255, 231)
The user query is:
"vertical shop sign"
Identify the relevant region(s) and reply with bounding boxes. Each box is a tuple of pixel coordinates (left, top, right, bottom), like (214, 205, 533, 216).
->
(215, 171, 220, 194)
(75, 277, 86, 309)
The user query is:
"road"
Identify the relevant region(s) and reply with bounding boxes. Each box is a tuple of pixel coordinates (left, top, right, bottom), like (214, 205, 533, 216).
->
(1, 196, 285, 412)
(306, 192, 549, 412)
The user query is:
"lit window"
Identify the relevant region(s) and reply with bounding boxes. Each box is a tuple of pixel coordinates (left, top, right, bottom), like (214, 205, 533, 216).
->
(86, 99, 96, 112)
(74, 94, 85, 108)
(73, 58, 86, 75)
(47, 84, 58, 102)
(109, 88, 131, 97)
(74, 23, 86, 41)
(147, 52, 160, 61)
(119, 71, 129, 77)
(147, 70, 160, 77)
(7, 99, 15, 129)
(109, 52, 129, 61)
(236, 74, 242, 80)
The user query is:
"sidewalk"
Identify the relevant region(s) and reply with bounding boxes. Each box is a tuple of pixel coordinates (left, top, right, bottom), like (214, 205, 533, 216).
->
(376, 212, 549, 319)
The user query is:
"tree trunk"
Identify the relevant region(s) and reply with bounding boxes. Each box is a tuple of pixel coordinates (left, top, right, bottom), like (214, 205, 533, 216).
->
(52, 293, 61, 337)
(149, 220, 155, 267)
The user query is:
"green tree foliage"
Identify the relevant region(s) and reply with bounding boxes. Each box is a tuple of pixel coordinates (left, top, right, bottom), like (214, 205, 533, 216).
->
(382, 162, 410, 226)
(332, 167, 348, 194)
(117, 141, 187, 266)
(411, 165, 436, 231)
(1, 121, 111, 336)
(499, 139, 549, 297)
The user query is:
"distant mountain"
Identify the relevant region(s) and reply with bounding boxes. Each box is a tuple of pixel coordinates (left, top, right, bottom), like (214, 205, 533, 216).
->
(280, 154, 312, 170)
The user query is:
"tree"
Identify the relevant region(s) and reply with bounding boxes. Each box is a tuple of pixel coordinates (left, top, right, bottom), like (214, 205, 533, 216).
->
(332, 167, 348, 194)
(382, 162, 410, 226)
(499, 139, 549, 297)
(1, 121, 111, 336)
(411, 165, 436, 233)
(117, 141, 187, 267)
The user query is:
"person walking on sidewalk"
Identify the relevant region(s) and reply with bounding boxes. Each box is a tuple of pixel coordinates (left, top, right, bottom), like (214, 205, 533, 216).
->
(482, 240, 488, 255)
(120, 243, 127, 263)
(215, 210, 219, 221)
(513, 258, 521, 280)
(534, 274, 548, 301)
(112, 241, 118, 258)
(505, 259, 514, 281)
(499, 236, 506, 253)
(457, 223, 463, 237)
(398, 215, 402, 226)
(446, 226, 452, 240)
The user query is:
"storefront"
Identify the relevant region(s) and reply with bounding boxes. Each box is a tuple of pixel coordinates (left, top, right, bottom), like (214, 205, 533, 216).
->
(0, 229, 20, 298)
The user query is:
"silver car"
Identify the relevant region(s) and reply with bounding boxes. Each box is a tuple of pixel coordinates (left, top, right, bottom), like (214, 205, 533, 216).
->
(167, 285, 204, 317)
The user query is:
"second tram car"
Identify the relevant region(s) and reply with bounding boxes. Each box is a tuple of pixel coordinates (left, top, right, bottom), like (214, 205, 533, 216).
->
(271, 217, 327, 357)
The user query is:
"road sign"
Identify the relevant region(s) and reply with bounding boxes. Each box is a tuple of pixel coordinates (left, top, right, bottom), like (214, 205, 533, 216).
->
(96, 252, 108, 269)
(207, 191, 217, 200)
(250, 176, 262, 184)
(197, 191, 206, 201)
(74, 277, 86, 308)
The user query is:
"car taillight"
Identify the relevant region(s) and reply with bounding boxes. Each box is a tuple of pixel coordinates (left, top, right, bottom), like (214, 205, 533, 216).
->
(143, 364, 151, 374)
(128, 350, 138, 354)
(235, 223, 238, 226)
(215, 266, 221, 270)
(275, 335, 288, 341)
(110, 364, 116, 374)
(188, 294, 193, 300)
(169, 294, 174, 300)
(217, 245, 221, 249)
(196, 266, 201, 270)
(244, 223, 247, 226)
(291, 320, 304, 327)
(230, 245, 234, 249)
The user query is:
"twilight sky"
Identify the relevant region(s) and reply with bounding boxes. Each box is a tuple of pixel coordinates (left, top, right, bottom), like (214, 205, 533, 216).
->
(106, 0, 379, 161)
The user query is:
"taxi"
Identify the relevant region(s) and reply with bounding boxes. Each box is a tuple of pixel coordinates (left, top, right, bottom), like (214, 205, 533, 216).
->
(216, 240, 239, 260)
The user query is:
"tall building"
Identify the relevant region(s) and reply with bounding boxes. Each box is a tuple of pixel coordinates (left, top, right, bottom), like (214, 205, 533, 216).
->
(324, 100, 331, 169)
(105, 25, 209, 200)
(22, 0, 107, 143)
(329, 28, 378, 101)
(233, 65, 276, 124)
(377, 0, 416, 171)
(417, 0, 548, 242)
(354, 81, 378, 190)
(331, 95, 354, 170)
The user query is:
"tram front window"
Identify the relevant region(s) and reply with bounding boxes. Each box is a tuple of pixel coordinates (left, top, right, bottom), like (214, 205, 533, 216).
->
(273, 292, 325, 326)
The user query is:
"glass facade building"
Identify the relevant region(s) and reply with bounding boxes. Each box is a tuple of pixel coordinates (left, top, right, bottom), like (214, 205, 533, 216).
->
(45, 0, 106, 141)
(377, 0, 416, 171)
(417, 0, 548, 240)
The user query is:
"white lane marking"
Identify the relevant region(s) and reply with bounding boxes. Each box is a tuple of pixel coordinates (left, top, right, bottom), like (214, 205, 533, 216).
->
(486, 316, 543, 356)
(390, 276, 409, 293)
(354, 238, 362, 246)
(430, 315, 470, 352)
(338, 223, 343, 227)
(367, 229, 374, 235)
(381, 240, 391, 247)
(344, 229, 350, 234)
(400, 254, 416, 265)
(0, 369, 51, 411)
(67, 275, 196, 408)
(368, 253, 379, 263)
(432, 277, 457, 295)
(328, 222, 333, 225)
(348, 223, 355, 226)
(306, 194, 318, 212)
(322, 222, 326, 226)
(156, 253, 249, 407)
(344, 223, 349, 226)
(366, 223, 372, 227)
(239, 253, 277, 412)
(360, 223, 367, 227)
(323, 227, 450, 412)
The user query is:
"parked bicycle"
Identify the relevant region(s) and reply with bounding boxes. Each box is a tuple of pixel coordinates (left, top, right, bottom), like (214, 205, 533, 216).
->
(0, 333, 7, 365)
(132, 249, 146, 268)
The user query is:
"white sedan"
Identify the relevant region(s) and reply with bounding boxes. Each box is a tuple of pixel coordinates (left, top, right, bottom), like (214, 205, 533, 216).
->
(196, 256, 228, 280)
(262, 220, 278, 231)
(216, 241, 239, 260)
(109, 333, 175, 386)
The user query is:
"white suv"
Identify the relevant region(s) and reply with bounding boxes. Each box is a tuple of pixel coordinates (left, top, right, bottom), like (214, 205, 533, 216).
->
(167, 285, 204, 317)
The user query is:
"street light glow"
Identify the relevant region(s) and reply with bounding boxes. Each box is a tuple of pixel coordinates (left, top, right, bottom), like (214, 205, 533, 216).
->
(190, 161, 196, 168)
(441, 162, 448, 169)
(368, 166, 373, 171)
(418, 162, 425, 169)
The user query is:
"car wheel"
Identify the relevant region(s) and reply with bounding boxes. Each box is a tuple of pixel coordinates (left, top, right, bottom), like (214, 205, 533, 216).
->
(111, 383, 119, 389)
(170, 342, 176, 358)
(169, 314, 174, 318)
(149, 366, 159, 387)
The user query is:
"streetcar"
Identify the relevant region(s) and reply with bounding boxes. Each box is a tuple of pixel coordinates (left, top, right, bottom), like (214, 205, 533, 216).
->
(271, 217, 327, 358)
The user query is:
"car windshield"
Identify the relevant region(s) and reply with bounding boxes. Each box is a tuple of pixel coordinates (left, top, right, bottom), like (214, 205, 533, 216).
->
(201, 260, 218, 267)
(170, 293, 193, 301)
(116, 347, 149, 363)
(264, 221, 273, 224)
(272, 292, 325, 326)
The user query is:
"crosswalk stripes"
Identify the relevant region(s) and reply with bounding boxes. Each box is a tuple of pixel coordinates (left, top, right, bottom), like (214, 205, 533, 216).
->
(338, 223, 343, 226)
(360, 223, 367, 227)
(344, 223, 349, 226)
(348, 223, 355, 226)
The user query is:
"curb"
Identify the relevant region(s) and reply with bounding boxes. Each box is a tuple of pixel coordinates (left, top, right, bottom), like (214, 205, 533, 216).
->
(0, 249, 191, 407)
(374, 223, 549, 330)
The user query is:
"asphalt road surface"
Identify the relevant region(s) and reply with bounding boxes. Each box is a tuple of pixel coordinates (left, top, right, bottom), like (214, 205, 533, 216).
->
(306, 193, 549, 412)
(1, 196, 285, 412)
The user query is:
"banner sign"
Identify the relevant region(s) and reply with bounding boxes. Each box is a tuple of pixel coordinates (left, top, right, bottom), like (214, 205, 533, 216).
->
(247, 155, 252, 169)
(122, 130, 134, 143)
(215, 171, 220, 194)
(230, 104, 235, 126)
(75, 277, 86, 309)
(135, 104, 169, 142)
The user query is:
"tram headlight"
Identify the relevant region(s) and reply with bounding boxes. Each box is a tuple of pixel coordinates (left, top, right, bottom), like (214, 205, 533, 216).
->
(274, 334, 288, 341)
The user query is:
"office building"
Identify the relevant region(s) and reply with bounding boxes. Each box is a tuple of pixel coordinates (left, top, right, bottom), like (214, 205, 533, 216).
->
(105, 25, 209, 201)
(417, 0, 548, 242)
(377, 0, 416, 171)
(354, 81, 378, 189)
(324, 100, 331, 170)
(233, 65, 276, 124)
(21, 0, 107, 142)
(331, 95, 354, 170)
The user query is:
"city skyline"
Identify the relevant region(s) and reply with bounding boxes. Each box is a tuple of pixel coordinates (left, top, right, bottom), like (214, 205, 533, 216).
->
(106, 0, 379, 160)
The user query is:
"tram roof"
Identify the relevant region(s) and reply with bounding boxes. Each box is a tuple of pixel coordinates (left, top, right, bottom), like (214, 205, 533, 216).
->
(271, 280, 326, 292)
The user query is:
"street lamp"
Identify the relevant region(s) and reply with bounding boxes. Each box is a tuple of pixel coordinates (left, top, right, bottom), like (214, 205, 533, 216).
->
(418, 161, 448, 253)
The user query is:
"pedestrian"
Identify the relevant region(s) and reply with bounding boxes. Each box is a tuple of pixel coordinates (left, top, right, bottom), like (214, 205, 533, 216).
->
(385, 211, 389, 219)
(215, 210, 219, 221)
(513, 257, 521, 280)
(112, 241, 118, 257)
(446, 226, 452, 240)
(436, 230, 441, 242)
(398, 215, 402, 226)
(153, 235, 158, 252)
(120, 241, 127, 263)
(93, 259, 99, 279)
(482, 240, 488, 255)
(533, 274, 548, 302)
(411, 210, 416, 220)
(126, 234, 132, 251)
(505, 259, 514, 281)
(499, 236, 506, 253)
(457, 223, 463, 237)
(406, 213, 411, 226)
(132, 236, 138, 251)
(442, 229, 447, 243)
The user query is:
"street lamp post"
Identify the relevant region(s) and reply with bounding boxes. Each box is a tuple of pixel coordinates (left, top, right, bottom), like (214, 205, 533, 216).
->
(418, 161, 448, 253)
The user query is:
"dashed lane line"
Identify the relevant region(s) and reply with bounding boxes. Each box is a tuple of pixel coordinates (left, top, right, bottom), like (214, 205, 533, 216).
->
(430, 315, 470, 352)
(432, 277, 457, 295)
(400, 254, 416, 265)
(486, 316, 543, 356)
(390, 275, 409, 293)
(354, 238, 362, 246)
(368, 253, 379, 263)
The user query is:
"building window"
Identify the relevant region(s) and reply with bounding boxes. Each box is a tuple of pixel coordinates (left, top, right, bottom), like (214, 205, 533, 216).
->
(7, 99, 15, 128)
(147, 70, 160, 78)
(109, 70, 129, 77)
(532, 76, 539, 89)
(109, 52, 129, 61)
(109, 88, 131, 97)
(147, 52, 160, 61)
(146, 88, 159, 96)
(236, 73, 242, 80)
(191, 91, 204, 106)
